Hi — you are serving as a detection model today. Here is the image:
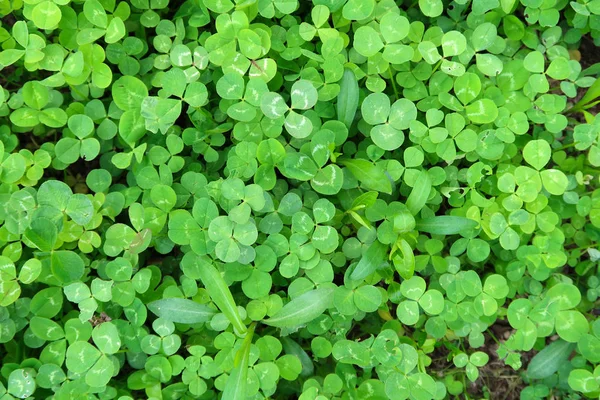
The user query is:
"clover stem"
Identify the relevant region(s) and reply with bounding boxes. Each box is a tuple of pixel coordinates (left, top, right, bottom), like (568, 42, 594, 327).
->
(569, 244, 598, 252)
(558, 142, 577, 150)
(486, 329, 500, 345)
(406, 0, 419, 10)
(16, 343, 24, 362)
(444, 369, 465, 375)
(461, 0, 472, 14)
(462, 374, 470, 399)
(431, 59, 443, 74)
(583, 168, 600, 175)
(389, 69, 399, 101)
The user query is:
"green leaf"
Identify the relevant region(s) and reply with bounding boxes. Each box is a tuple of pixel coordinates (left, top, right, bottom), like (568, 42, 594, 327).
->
(23, 82, 49, 110)
(147, 298, 216, 324)
(150, 184, 177, 212)
(351, 240, 388, 281)
(362, 93, 390, 125)
(92, 322, 121, 354)
(1, 153, 26, 183)
(397, 300, 420, 325)
(390, 99, 417, 130)
(419, 0, 443, 16)
(340, 159, 392, 194)
(261, 92, 288, 118)
(337, 69, 359, 128)
(281, 337, 315, 377)
(274, 0, 298, 13)
(184, 82, 208, 107)
(37, 180, 73, 211)
(112, 76, 148, 111)
(238, 29, 262, 59)
(264, 287, 334, 328)
(524, 51, 545, 73)
(66, 341, 101, 374)
(204, 0, 233, 12)
(342, 0, 374, 20)
(546, 57, 571, 80)
(290, 80, 318, 110)
(0, 49, 25, 68)
(105, 17, 126, 43)
(454, 73, 481, 105)
(465, 99, 498, 124)
(476, 54, 503, 77)
(50, 251, 85, 284)
(501, 0, 517, 12)
(406, 171, 431, 215)
(419, 290, 444, 315)
(416, 216, 478, 235)
(441, 31, 466, 57)
(354, 285, 382, 312)
(66, 194, 94, 225)
(354, 26, 384, 58)
(19, 259, 41, 284)
(573, 77, 600, 111)
(527, 340, 575, 379)
(471, 23, 497, 52)
(523, 139, 551, 170)
(555, 310, 589, 343)
(569, 369, 600, 393)
(223, 324, 256, 399)
(394, 238, 415, 279)
(84, 0, 108, 28)
(141, 97, 182, 134)
(32, 1, 62, 30)
(8, 369, 36, 398)
(380, 13, 410, 43)
(285, 110, 313, 138)
(541, 169, 568, 195)
(281, 152, 318, 181)
(24, 218, 57, 252)
(30, 316, 65, 341)
(311, 164, 344, 195)
(196, 263, 247, 335)
(216, 73, 245, 100)
(85, 354, 114, 387)
(10, 108, 40, 128)
(546, 283, 581, 310)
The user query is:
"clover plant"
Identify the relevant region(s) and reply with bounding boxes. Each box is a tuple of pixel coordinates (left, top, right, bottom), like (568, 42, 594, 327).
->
(0, 0, 599, 399)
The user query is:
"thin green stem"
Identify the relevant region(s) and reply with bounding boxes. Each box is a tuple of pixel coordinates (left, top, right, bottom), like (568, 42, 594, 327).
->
(389, 69, 399, 101)
(486, 329, 500, 345)
(559, 142, 577, 150)
(431, 59, 443, 74)
(569, 244, 598, 252)
(462, 373, 470, 400)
